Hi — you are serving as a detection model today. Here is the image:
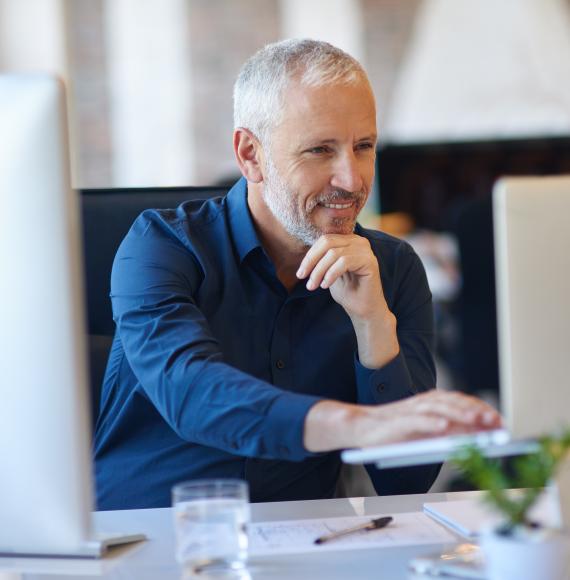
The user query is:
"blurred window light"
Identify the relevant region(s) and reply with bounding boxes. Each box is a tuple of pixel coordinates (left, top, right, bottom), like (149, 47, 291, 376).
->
(0, 0, 66, 75)
(279, 0, 365, 64)
(103, 0, 194, 187)
(385, 0, 570, 142)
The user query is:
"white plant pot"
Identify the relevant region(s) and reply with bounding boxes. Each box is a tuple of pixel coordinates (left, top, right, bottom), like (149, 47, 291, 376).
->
(481, 527, 570, 580)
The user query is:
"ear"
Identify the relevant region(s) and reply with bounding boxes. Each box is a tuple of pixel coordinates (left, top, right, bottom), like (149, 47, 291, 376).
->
(233, 128, 264, 183)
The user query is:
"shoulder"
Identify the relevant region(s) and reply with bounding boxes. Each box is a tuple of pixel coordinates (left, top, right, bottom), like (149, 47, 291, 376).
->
(123, 195, 229, 254)
(114, 195, 232, 282)
(112, 196, 232, 294)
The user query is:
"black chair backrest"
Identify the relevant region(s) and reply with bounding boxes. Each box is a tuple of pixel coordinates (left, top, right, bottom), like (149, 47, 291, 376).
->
(80, 185, 230, 426)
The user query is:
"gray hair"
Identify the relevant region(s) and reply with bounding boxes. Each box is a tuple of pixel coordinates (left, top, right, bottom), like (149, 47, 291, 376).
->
(233, 38, 370, 146)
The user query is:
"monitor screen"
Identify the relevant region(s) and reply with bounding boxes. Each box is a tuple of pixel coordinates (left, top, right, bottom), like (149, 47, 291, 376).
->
(0, 74, 93, 555)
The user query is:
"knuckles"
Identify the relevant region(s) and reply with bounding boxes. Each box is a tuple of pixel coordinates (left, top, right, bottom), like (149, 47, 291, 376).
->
(325, 247, 340, 261)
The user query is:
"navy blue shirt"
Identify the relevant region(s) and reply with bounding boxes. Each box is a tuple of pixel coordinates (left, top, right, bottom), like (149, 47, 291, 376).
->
(94, 178, 439, 510)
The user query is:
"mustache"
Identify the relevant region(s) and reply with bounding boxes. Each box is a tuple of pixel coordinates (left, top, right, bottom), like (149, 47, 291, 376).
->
(307, 189, 368, 213)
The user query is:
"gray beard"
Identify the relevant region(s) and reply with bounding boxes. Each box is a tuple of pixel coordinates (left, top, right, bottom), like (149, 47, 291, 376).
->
(262, 157, 366, 246)
(262, 157, 321, 246)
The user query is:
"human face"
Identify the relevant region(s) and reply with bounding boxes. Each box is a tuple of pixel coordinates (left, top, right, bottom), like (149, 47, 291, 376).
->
(261, 79, 377, 246)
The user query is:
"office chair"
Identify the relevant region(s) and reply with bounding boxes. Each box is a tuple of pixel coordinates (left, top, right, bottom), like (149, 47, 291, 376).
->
(80, 185, 229, 427)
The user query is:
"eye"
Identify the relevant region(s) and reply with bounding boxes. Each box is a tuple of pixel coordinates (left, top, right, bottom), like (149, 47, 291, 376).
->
(305, 145, 331, 155)
(355, 142, 375, 152)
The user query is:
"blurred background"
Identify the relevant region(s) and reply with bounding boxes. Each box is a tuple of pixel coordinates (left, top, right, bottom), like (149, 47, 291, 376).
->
(2, 0, 570, 491)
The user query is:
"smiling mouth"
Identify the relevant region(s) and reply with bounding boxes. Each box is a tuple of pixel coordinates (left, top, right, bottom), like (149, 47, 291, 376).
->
(320, 201, 354, 209)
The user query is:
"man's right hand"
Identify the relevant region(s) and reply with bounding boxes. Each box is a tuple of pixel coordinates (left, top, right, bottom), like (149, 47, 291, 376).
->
(303, 390, 502, 453)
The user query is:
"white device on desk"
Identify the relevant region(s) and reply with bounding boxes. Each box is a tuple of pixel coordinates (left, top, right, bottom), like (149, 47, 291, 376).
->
(0, 74, 145, 558)
(342, 175, 570, 469)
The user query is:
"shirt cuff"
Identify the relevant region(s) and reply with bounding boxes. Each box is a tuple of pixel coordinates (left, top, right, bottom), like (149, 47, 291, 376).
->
(263, 392, 323, 461)
(354, 351, 416, 405)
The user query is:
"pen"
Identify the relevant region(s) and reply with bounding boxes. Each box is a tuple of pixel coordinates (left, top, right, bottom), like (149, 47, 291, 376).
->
(314, 516, 393, 545)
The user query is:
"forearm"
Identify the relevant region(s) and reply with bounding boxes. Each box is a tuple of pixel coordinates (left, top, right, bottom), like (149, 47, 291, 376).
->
(351, 310, 400, 369)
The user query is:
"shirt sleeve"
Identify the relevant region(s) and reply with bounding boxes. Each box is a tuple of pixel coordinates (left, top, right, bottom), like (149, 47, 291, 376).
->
(110, 214, 322, 462)
(354, 240, 441, 494)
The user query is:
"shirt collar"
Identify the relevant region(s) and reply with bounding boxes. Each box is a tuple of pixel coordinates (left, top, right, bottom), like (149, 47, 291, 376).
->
(226, 176, 263, 263)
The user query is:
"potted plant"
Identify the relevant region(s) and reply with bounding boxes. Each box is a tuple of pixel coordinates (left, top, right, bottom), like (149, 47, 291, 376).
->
(453, 430, 570, 580)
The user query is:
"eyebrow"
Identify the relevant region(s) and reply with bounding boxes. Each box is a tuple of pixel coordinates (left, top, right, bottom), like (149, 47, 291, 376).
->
(301, 134, 378, 148)
(358, 134, 378, 145)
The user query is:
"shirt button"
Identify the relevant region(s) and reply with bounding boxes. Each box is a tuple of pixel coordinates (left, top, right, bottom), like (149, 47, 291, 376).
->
(377, 383, 386, 393)
(276, 359, 285, 369)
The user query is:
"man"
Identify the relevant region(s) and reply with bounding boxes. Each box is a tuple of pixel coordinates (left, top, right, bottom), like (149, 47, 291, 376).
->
(94, 39, 500, 510)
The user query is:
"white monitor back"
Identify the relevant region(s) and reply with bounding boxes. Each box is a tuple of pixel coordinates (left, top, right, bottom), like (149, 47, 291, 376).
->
(0, 75, 93, 554)
(493, 175, 570, 439)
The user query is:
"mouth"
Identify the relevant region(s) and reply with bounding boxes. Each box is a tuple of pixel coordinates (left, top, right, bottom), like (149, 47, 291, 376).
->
(320, 201, 354, 210)
(307, 190, 366, 221)
(316, 199, 359, 218)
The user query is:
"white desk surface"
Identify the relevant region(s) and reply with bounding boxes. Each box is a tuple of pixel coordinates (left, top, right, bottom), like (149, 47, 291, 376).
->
(0, 490, 484, 579)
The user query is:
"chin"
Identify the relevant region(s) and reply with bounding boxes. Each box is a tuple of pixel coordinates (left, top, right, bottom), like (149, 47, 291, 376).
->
(320, 218, 357, 236)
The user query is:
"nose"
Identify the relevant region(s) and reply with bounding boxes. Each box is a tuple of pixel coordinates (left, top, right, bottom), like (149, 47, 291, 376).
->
(330, 150, 364, 193)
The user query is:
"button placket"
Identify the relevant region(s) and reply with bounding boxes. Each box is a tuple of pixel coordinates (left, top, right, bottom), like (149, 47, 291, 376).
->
(269, 300, 292, 386)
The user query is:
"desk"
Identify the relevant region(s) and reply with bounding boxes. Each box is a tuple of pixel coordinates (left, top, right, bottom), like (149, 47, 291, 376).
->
(0, 490, 483, 579)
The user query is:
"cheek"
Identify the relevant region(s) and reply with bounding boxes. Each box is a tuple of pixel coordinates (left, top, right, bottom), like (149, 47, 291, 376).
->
(359, 157, 375, 181)
(295, 162, 331, 186)
(301, 174, 334, 205)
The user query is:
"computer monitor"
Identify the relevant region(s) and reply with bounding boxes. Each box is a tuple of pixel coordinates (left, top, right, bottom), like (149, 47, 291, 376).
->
(0, 74, 143, 557)
(493, 175, 570, 439)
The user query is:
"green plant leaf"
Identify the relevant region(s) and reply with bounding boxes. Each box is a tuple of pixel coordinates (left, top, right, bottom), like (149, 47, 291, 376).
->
(451, 427, 570, 529)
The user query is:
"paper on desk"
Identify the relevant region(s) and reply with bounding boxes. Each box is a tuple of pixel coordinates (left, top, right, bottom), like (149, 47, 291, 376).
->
(248, 512, 456, 556)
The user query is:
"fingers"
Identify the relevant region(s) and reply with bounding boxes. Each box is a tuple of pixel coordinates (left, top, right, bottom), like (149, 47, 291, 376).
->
(442, 391, 501, 428)
(297, 234, 375, 291)
(361, 412, 472, 447)
(404, 391, 502, 430)
(304, 248, 343, 291)
(396, 415, 450, 439)
(413, 392, 491, 422)
(297, 234, 351, 281)
(411, 399, 479, 425)
(320, 253, 365, 289)
(394, 414, 493, 442)
(305, 249, 365, 291)
(333, 391, 502, 450)
(358, 390, 503, 447)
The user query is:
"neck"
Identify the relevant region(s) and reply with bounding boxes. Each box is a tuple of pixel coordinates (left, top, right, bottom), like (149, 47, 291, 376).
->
(247, 182, 308, 291)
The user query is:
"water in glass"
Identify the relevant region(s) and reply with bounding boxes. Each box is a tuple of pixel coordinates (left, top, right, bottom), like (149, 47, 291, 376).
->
(174, 496, 249, 571)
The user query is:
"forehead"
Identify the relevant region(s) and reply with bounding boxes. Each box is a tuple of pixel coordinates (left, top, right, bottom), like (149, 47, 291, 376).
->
(274, 79, 377, 144)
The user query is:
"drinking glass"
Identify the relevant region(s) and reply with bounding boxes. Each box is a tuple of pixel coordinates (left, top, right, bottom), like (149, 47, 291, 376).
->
(172, 479, 250, 573)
